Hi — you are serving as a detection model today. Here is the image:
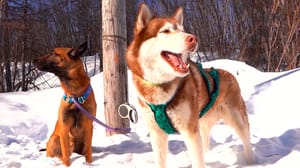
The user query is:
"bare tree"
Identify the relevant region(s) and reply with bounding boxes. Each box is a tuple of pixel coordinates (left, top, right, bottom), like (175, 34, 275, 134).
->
(0, 0, 4, 92)
(0, 0, 298, 92)
(1, 0, 12, 92)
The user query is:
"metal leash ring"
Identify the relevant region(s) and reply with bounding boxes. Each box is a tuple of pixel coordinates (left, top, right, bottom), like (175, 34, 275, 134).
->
(118, 103, 138, 124)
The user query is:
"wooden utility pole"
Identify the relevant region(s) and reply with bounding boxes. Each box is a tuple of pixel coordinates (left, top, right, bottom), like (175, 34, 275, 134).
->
(102, 0, 129, 136)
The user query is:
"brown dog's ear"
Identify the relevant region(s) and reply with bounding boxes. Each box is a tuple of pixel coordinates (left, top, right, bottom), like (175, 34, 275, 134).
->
(68, 42, 87, 58)
(134, 3, 152, 35)
(173, 7, 183, 26)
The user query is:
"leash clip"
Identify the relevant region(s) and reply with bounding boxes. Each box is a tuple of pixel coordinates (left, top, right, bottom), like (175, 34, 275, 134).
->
(118, 103, 138, 124)
(77, 97, 85, 104)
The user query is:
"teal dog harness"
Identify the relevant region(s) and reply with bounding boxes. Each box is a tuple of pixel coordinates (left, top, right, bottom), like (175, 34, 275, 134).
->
(147, 63, 220, 134)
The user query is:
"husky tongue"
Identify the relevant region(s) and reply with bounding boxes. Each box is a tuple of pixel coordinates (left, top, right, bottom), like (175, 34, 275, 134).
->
(170, 54, 186, 69)
(162, 51, 188, 73)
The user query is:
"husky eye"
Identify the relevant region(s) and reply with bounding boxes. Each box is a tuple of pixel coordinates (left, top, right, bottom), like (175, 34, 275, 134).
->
(160, 29, 171, 34)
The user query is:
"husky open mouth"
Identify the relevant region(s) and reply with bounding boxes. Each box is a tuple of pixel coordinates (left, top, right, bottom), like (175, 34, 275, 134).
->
(161, 51, 189, 73)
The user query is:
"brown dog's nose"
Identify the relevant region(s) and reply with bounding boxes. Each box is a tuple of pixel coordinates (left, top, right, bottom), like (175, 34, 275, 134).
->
(185, 34, 197, 45)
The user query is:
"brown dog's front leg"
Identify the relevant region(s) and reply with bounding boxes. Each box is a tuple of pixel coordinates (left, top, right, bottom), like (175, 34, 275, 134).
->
(84, 121, 93, 163)
(59, 123, 71, 166)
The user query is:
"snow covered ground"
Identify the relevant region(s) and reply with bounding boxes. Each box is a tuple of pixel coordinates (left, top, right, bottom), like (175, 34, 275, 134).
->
(1, 59, 300, 168)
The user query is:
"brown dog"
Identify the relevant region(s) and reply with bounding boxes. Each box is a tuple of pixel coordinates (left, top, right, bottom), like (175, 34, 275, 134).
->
(34, 42, 97, 166)
(126, 4, 253, 168)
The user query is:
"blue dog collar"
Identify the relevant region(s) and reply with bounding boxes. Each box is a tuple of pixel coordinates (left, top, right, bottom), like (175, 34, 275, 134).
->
(63, 85, 92, 104)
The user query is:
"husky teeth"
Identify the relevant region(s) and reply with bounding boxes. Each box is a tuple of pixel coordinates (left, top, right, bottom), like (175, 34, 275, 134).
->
(186, 64, 190, 68)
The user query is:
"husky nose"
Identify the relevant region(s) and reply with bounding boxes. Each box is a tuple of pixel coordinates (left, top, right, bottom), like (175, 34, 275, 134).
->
(186, 35, 197, 43)
(186, 34, 197, 45)
(186, 35, 197, 50)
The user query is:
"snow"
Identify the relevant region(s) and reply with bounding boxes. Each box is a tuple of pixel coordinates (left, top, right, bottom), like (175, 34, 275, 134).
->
(1, 59, 300, 168)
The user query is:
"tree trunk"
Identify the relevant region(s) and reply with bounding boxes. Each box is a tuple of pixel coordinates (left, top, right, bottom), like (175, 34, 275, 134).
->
(21, 0, 28, 91)
(102, 0, 129, 136)
(1, 0, 12, 92)
(0, 1, 3, 92)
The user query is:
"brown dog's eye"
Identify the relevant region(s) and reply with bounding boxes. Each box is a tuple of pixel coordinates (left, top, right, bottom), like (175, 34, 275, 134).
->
(53, 52, 60, 57)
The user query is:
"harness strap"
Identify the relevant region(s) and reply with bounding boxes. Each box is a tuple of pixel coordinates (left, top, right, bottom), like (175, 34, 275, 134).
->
(197, 63, 220, 118)
(147, 103, 177, 134)
(147, 63, 220, 134)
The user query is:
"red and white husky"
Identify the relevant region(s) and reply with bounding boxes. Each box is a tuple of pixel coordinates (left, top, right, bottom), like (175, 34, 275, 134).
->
(126, 3, 254, 168)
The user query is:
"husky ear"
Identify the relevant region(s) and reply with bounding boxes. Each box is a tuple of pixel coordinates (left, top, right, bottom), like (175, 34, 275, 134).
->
(135, 3, 152, 35)
(173, 7, 183, 26)
(68, 42, 87, 58)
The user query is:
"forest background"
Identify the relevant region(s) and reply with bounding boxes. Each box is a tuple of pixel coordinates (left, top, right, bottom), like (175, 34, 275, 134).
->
(0, 0, 299, 92)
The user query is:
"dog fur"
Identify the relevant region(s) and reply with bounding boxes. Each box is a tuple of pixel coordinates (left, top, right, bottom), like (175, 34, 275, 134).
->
(126, 4, 254, 168)
(34, 42, 96, 166)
